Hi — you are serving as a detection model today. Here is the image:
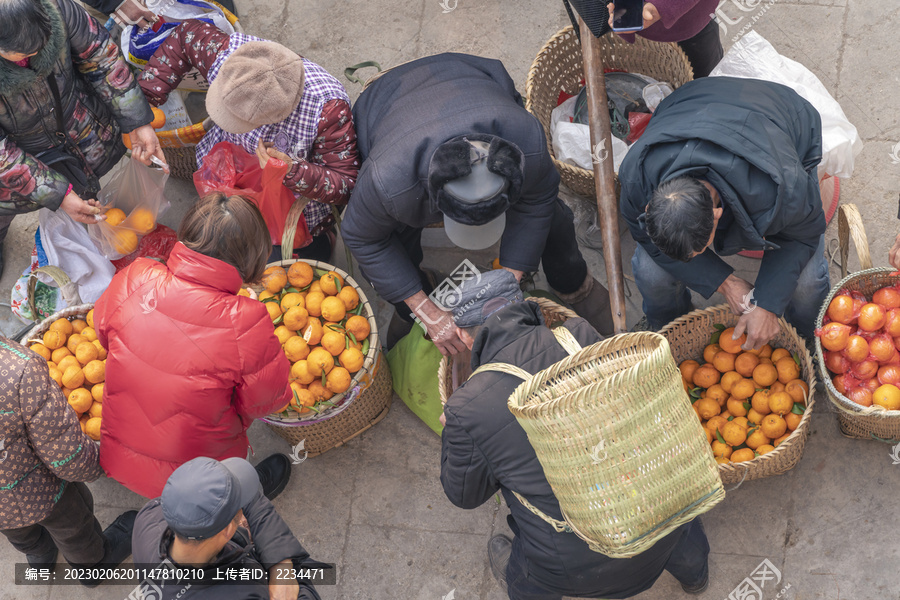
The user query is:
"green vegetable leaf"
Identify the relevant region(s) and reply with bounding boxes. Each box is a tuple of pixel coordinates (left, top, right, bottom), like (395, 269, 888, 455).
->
(321, 370, 328, 387)
(716, 430, 726, 444)
(710, 331, 722, 345)
(347, 331, 358, 345)
(742, 401, 751, 410)
(747, 427, 758, 436)
(791, 403, 806, 415)
(261, 297, 280, 303)
(334, 278, 342, 293)
(792, 352, 801, 366)
(272, 314, 284, 326)
(689, 387, 702, 399)
(713, 323, 726, 331)
(284, 287, 300, 294)
(727, 416, 734, 421)
(362, 338, 370, 355)
(734, 443, 748, 450)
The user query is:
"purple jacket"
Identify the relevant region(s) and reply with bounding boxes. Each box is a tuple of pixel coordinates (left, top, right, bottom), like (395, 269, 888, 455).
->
(618, 0, 719, 43)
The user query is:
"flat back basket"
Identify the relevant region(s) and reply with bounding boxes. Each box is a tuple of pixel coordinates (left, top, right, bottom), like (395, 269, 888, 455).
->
(661, 305, 817, 484)
(258, 259, 392, 457)
(506, 331, 725, 558)
(525, 26, 694, 199)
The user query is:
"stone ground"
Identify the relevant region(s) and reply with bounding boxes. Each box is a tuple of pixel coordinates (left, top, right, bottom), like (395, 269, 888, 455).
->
(2, 0, 900, 599)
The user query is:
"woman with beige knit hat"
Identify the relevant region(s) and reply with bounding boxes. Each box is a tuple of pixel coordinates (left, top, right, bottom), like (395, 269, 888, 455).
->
(139, 20, 359, 261)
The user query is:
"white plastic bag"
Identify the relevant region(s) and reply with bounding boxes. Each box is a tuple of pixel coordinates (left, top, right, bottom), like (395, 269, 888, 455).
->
(38, 209, 116, 304)
(550, 96, 630, 173)
(710, 31, 863, 179)
(157, 90, 193, 132)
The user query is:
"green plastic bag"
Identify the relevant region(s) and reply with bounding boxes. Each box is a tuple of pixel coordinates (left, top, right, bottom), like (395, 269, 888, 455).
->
(386, 324, 444, 435)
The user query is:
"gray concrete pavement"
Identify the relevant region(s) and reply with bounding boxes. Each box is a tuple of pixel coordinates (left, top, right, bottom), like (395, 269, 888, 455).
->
(2, 0, 900, 599)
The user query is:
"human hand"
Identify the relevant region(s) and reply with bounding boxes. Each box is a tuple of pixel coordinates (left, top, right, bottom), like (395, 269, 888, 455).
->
(113, 0, 157, 29)
(256, 141, 291, 170)
(268, 560, 300, 600)
(733, 307, 780, 350)
(128, 124, 169, 173)
(404, 293, 467, 356)
(717, 274, 755, 316)
(500, 266, 524, 282)
(889, 232, 900, 270)
(439, 412, 447, 427)
(60, 190, 104, 224)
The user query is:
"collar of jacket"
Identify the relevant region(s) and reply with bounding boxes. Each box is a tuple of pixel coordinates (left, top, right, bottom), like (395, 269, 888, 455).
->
(0, 0, 66, 95)
(469, 301, 545, 371)
(166, 242, 244, 294)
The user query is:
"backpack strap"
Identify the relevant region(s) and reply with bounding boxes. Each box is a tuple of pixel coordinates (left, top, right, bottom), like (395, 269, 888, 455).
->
(551, 326, 582, 355)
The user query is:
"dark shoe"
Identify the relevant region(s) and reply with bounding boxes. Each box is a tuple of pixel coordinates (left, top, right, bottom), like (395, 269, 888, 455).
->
(256, 454, 291, 501)
(385, 311, 414, 349)
(631, 315, 653, 332)
(681, 571, 710, 594)
(557, 275, 615, 336)
(26, 545, 58, 569)
(79, 510, 138, 587)
(488, 534, 512, 592)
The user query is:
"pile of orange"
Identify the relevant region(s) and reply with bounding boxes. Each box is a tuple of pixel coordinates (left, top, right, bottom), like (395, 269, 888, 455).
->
(28, 310, 106, 441)
(103, 206, 155, 255)
(819, 285, 900, 410)
(680, 326, 808, 465)
(241, 263, 371, 416)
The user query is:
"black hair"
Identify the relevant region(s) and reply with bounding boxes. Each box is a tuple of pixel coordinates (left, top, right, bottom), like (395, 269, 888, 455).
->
(645, 176, 715, 263)
(0, 0, 51, 56)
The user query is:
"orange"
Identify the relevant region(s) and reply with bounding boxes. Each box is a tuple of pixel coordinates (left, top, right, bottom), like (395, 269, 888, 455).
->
(305, 291, 325, 317)
(706, 384, 729, 407)
(848, 387, 874, 407)
(338, 286, 360, 311)
(885, 309, 900, 337)
(283, 306, 309, 331)
(80, 327, 97, 343)
(302, 318, 324, 346)
(57, 356, 80, 374)
(325, 366, 352, 394)
(287, 262, 315, 289)
(112, 229, 139, 255)
(29, 343, 51, 361)
(68, 388, 92, 413)
(48, 367, 63, 388)
(719, 410, 733, 420)
(345, 315, 371, 342)
(726, 397, 748, 417)
(730, 378, 755, 401)
(692, 365, 720, 389)
(747, 408, 767, 425)
(307, 379, 334, 402)
(756, 344, 773, 359)
(718, 327, 747, 354)
(760, 414, 787, 439)
(237, 288, 251, 297)
(679, 360, 700, 383)
(265, 302, 282, 323)
(746, 428, 770, 450)
(757, 444, 776, 455)
(71, 319, 87, 333)
(731, 448, 756, 463)
(50, 317, 74, 337)
(51, 346, 72, 364)
(732, 416, 750, 430)
(290, 385, 317, 413)
(768, 391, 793, 416)
(784, 412, 802, 431)
(259, 290, 276, 302)
(827, 294, 856, 325)
(712, 351, 736, 374)
(714, 456, 731, 464)
(720, 371, 742, 394)
(775, 356, 801, 384)
(770, 348, 791, 363)
(273, 326, 296, 345)
(858, 303, 887, 332)
(149, 106, 166, 129)
(105, 207, 126, 226)
(874, 286, 900, 309)
(307, 347, 335, 377)
(308, 281, 323, 294)
(340, 347, 365, 373)
(88, 402, 102, 418)
(319, 271, 344, 296)
(694, 397, 720, 420)
(92, 340, 107, 360)
(83, 360, 105, 384)
(66, 333, 87, 354)
(750, 389, 772, 415)
(819, 322, 851, 352)
(280, 292, 305, 313)
(84, 417, 102, 441)
(86, 308, 95, 328)
(711, 441, 732, 459)
(873, 384, 900, 410)
(770, 381, 786, 394)
(321, 330, 347, 356)
(320, 296, 346, 322)
(703, 343, 722, 364)
(43, 329, 65, 350)
(129, 208, 155, 234)
(722, 421, 747, 446)
(869, 336, 896, 363)
(61, 365, 84, 389)
(91, 382, 104, 403)
(773, 432, 791, 447)
(844, 335, 869, 362)
(262, 266, 288, 295)
(784, 379, 809, 404)
(290, 360, 316, 385)
(706, 415, 728, 435)
(75, 342, 98, 366)
(284, 337, 310, 362)
(734, 352, 760, 378)
(704, 428, 713, 444)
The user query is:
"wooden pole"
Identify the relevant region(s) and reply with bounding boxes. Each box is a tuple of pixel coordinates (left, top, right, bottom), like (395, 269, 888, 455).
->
(577, 15, 628, 333)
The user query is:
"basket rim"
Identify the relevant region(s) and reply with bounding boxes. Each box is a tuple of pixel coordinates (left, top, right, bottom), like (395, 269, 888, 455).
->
(814, 266, 900, 417)
(659, 303, 817, 477)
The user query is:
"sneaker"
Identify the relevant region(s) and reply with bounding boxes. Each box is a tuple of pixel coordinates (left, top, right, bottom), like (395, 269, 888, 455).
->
(79, 510, 138, 587)
(487, 535, 512, 592)
(256, 454, 291, 501)
(26, 546, 58, 569)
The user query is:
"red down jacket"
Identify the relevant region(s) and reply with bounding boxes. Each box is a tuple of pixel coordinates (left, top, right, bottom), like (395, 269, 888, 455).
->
(95, 242, 292, 498)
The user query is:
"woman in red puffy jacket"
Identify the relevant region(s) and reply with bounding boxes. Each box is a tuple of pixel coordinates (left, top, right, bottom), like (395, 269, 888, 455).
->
(95, 193, 293, 498)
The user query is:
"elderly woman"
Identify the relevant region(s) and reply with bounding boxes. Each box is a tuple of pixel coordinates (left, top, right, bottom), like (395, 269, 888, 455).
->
(139, 20, 359, 262)
(0, 0, 164, 274)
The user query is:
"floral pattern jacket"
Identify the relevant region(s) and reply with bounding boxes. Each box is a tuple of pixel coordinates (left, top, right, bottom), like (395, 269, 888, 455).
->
(0, 0, 153, 216)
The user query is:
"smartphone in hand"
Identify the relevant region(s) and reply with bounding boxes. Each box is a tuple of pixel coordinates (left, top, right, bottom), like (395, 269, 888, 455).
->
(612, 0, 644, 32)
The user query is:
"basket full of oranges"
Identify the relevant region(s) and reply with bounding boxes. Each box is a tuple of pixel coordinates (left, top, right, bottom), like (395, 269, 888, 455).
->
(250, 259, 392, 457)
(660, 304, 816, 485)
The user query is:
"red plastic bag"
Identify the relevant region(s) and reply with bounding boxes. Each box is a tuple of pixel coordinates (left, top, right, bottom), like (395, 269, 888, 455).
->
(193, 141, 311, 248)
(111, 224, 179, 272)
(626, 112, 651, 144)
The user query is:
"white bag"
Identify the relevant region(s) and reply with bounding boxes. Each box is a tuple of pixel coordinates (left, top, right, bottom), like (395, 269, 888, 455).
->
(710, 31, 863, 179)
(38, 209, 116, 304)
(550, 96, 630, 173)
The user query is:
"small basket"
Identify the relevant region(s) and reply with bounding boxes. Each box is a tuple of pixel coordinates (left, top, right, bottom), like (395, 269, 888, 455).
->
(524, 26, 694, 199)
(21, 303, 95, 346)
(660, 305, 817, 484)
(506, 331, 725, 558)
(437, 297, 577, 407)
(258, 259, 393, 456)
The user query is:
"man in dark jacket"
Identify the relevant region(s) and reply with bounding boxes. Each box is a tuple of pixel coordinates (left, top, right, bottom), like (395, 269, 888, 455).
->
(132, 456, 324, 600)
(440, 275, 710, 599)
(342, 53, 613, 355)
(619, 76, 828, 346)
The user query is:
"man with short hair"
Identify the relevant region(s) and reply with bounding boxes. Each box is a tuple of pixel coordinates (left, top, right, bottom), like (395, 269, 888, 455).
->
(619, 76, 829, 347)
(132, 457, 324, 599)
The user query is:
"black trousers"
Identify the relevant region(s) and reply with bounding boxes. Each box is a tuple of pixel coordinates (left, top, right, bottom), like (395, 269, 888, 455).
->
(381, 199, 588, 323)
(677, 19, 725, 79)
(1, 482, 105, 565)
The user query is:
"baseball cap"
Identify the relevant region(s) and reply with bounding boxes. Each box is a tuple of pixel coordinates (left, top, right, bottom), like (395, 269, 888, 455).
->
(161, 457, 261, 540)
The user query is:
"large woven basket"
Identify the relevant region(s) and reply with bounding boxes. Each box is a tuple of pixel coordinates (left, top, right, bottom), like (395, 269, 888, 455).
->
(525, 27, 693, 199)
(506, 331, 724, 558)
(258, 259, 393, 456)
(437, 297, 577, 407)
(660, 305, 817, 484)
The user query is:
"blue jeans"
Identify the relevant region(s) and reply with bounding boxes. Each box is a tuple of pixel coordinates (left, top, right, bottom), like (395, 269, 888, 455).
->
(632, 236, 830, 338)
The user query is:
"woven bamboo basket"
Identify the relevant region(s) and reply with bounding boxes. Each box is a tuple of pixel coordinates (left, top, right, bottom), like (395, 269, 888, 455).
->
(438, 297, 577, 406)
(258, 259, 393, 457)
(524, 27, 693, 199)
(506, 331, 724, 558)
(660, 305, 817, 484)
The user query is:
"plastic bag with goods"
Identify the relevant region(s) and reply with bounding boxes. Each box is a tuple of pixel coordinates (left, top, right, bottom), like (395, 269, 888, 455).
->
(39, 208, 116, 303)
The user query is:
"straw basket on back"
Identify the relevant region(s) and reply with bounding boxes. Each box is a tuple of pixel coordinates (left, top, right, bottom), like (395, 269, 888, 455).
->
(504, 331, 724, 558)
(661, 305, 817, 484)
(525, 27, 694, 199)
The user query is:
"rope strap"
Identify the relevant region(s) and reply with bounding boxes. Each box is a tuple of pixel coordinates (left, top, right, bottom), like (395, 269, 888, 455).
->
(511, 491, 573, 533)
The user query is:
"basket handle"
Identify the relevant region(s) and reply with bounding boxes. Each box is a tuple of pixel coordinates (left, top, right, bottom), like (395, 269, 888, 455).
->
(27, 266, 81, 322)
(510, 491, 573, 533)
(838, 204, 872, 278)
(280, 196, 311, 262)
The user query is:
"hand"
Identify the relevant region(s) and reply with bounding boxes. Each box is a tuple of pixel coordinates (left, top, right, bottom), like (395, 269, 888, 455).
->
(439, 412, 447, 427)
(268, 559, 300, 600)
(733, 307, 780, 350)
(404, 292, 467, 356)
(890, 232, 900, 270)
(113, 0, 157, 28)
(500, 266, 524, 282)
(128, 124, 169, 173)
(60, 190, 104, 224)
(717, 274, 754, 316)
(256, 140, 292, 170)
(606, 2, 660, 29)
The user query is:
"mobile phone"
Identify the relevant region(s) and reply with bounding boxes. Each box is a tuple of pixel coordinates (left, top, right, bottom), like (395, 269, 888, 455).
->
(612, 0, 644, 32)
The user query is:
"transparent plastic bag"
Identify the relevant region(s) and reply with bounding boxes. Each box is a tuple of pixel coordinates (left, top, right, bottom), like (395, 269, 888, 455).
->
(88, 159, 170, 260)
